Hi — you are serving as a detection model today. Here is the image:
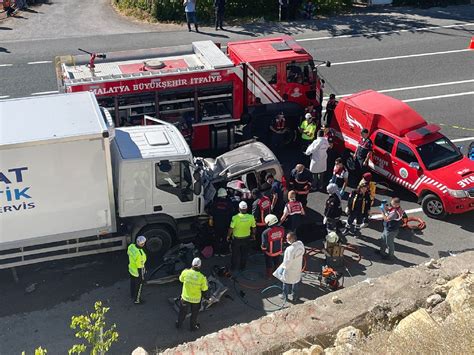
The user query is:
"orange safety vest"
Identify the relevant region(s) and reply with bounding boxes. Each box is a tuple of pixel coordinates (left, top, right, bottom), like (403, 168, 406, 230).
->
(262, 226, 284, 257)
(286, 200, 303, 215)
(256, 196, 272, 226)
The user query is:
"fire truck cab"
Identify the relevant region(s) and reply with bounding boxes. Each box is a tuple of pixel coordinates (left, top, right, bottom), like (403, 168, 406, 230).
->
(332, 90, 474, 219)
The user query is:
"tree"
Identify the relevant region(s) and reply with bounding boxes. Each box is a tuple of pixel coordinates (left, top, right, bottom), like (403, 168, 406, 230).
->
(69, 301, 119, 355)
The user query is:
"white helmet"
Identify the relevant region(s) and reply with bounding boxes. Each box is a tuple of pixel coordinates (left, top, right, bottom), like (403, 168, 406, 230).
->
(305, 113, 312, 119)
(136, 235, 146, 246)
(217, 188, 227, 197)
(239, 201, 248, 210)
(264, 214, 279, 226)
(326, 231, 339, 244)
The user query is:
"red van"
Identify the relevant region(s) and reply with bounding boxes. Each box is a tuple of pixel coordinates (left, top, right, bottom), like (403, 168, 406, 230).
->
(331, 90, 474, 219)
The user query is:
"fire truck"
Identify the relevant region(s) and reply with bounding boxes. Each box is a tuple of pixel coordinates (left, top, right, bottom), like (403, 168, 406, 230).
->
(55, 36, 328, 151)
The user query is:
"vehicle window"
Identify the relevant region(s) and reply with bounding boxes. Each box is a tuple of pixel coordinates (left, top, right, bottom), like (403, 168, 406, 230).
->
(197, 85, 233, 122)
(396, 142, 418, 164)
(286, 61, 311, 84)
(374, 132, 395, 153)
(257, 65, 277, 85)
(155, 161, 193, 202)
(417, 137, 463, 170)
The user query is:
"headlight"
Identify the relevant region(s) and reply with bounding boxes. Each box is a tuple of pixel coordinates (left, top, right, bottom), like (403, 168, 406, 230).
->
(447, 189, 469, 198)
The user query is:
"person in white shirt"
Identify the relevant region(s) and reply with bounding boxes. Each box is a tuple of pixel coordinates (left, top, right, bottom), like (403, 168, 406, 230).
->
(184, 0, 199, 32)
(305, 130, 329, 191)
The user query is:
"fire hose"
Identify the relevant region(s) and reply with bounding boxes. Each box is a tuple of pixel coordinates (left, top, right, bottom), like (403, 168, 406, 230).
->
(402, 216, 426, 231)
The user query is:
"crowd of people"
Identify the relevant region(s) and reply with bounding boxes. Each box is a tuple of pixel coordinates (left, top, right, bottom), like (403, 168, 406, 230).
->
(2, 0, 28, 17)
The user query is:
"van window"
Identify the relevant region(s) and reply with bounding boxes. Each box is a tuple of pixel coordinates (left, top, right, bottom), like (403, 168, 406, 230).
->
(396, 142, 418, 164)
(155, 161, 193, 202)
(374, 132, 395, 153)
(257, 65, 277, 85)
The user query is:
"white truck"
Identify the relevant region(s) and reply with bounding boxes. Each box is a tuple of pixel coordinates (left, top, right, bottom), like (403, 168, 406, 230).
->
(0, 92, 283, 269)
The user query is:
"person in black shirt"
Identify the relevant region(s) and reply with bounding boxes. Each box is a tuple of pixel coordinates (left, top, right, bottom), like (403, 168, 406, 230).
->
(210, 188, 234, 255)
(289, 164, 313, 207)
(343, 183, 372, 237)
(323, 94, 338, 127)
(324, 183, 342, 232)
(264, 173, 284, 218)
(214, 0, 225, 30)
(354, 128, 373, 181)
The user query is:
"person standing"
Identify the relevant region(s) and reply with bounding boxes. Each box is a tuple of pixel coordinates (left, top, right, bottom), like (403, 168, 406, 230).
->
(378, 197, 403, 260)
(270, 112, 287, 152)
(273, 232, 305, 302)
(261, 214, 285, 279)
(354, 128, 373, 181)
(359, 172, 376, 207)
(331, 157, 349, 196)
(264, 173, 284, 218)
(176, 257, 209, 331)
(324, 183, 342, 232)
(305, 130, 329, 191)
(214, 0, 225, 30)
(227, 201, 256, 271)
(323, 94, 338, 127)
(299, 113, 317, 154)
(251, 188, 272, 240)
(184, 0, 199, 32)
(280, 190, 305, 232)
(343, 183, 371, 237)
(209, 188, 234, 256)
(289, 163, 313, 207)
(127, 236, 147, 305)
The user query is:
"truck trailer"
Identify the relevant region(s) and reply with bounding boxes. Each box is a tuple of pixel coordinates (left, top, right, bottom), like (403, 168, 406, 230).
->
(0, 92, 283, 269)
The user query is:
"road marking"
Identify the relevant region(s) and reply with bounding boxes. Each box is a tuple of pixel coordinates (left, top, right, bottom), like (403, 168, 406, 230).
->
(0, 95, 10, 99)
(0, 64, 13, 67)
(403, 91, 474, 103)
(370, 207, 423, 221)
(296, 22, 474, 42)
(27, 60, 52, 65)
(439, 123, 474, 132)
(30, 90, 59, 96)
(451, 137, 474, 143)
(331, 49, 470, 66)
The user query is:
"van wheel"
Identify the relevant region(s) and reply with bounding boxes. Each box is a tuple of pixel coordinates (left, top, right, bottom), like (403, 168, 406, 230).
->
(421, 194, 447, 219)
(138, 225, 173, 256)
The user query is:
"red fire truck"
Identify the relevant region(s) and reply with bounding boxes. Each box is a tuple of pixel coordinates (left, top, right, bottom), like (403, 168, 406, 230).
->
(55, 36, 327, 151)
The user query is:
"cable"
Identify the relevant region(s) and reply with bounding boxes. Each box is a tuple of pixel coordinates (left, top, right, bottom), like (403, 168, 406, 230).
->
(402, 216, 426, 231)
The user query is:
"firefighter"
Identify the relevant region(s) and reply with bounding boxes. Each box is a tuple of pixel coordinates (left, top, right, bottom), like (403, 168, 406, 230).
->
(264, 173, 285, 218)
(261, 214, 285, 279)
(377, 197, 404, 260)
(251, 188, 272, 240)
(280, 190, 305, 232)
(289, 164, 313, 207)
(324, 183, 343, 233)
(227, 201, 256, 271)
(176, 257, 209, 331)
(127, 235, 147, 305)
(331, 157, 349, 196)
(354, 128, 373, 181)
(210, 188, 234, 256)
(343, 183, 372, 237)
(270, 112, 287, 151)
(359, 172, 376, 207)
(323, 94, 338, 126)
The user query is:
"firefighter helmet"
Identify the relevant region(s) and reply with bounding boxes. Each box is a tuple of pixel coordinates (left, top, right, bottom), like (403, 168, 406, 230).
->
(264, 214, 279, 226)
(217, 188, 227, 197)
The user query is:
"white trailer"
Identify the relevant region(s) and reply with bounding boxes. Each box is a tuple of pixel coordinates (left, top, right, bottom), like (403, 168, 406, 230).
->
(0, 92, 283, 269)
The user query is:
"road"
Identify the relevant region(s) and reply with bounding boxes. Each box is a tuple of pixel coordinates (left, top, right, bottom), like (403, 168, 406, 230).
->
(0, 2, 473, 354)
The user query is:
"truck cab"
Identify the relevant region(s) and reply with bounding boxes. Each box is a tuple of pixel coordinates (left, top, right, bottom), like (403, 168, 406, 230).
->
(332, 90, 474, 219)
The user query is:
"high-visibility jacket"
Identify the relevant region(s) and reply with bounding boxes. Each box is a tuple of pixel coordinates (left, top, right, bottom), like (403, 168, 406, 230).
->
(285, 200, 304, 215)
(230, 213, 256, 238)
(261, 226, 284, 257)
(127, 244, 147, 277)
(300, 120, 317, 141)
(179, 268, 208, 304)
(254, 196, 272, 227)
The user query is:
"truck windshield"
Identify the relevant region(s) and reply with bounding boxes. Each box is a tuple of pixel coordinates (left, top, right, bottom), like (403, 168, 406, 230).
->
(416, 137, 463, 170)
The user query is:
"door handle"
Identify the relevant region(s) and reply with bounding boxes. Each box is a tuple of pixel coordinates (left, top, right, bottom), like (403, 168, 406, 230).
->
(154, 205, 163, 212)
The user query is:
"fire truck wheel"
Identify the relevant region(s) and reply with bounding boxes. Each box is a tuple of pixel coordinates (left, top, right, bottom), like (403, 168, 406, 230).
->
(139, 225, 173, 256)
(421, 194, 447, 219)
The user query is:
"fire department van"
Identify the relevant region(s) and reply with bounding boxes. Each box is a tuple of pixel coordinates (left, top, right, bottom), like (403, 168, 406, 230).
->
(55, 36, 327, 151)
(332, 90, 474, 219)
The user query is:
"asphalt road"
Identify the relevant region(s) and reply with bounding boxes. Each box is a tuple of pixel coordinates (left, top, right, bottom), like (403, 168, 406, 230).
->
(0, 2, 473, 354)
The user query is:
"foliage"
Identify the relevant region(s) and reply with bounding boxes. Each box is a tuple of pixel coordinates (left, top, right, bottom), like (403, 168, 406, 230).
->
(69, 301, 119, 355)
(21, 347, 48, 355)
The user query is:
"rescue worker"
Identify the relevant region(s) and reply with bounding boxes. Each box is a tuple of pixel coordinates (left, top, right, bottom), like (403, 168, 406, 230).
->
(305, 130, 330, 191)
(359, 172, 376, 207)
(273, 232, 305, 302)
(128, 235, 147, 305)
(354, 128, 373, 181)
(176, 257, 209, 331)
(323, 94, 338, 126)
(377, 197, 404, 260)
(227, 201, 256, 271)
(264, 173, 284, 217)
(210, 188, 234, 256)
(251, 188, 272, 241)
(343, 183, 372, 237)
(299, 113, 318, 153)
(261, 214, 285, 279)
(280, 190, 305, 232)
(331, 157, 349, 196)
(289, 164, 313, 207)
(270, 112, 287, 152)
(324, 183, 343, 232)
(305, 102, 321, 122)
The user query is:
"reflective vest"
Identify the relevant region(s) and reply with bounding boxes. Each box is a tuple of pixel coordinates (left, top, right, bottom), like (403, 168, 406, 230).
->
(384, 206, 404, 231)
(286, 200, 303, 215)
(179, 268, 208, 304)
(127, 244, 147, 277)
(300, 120, 317, 141)
(230, 213, 256, 238)
(261, 226, 284, 257)
(256, 196, 272, 226)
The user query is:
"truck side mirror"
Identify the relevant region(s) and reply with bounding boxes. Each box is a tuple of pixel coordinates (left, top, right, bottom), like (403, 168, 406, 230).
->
(193, 180, 202, 195)
(409, 162, 421, 170)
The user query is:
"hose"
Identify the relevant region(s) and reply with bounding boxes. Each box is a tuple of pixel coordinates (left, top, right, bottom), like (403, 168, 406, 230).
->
(402, 216, 426, 231)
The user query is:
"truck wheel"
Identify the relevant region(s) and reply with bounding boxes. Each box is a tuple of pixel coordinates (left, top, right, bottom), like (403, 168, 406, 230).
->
(139, 225, 173, 256)
(421, 194, 447, 219)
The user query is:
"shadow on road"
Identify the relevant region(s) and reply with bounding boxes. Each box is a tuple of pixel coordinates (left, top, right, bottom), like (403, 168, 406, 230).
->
(0, 47, 10, 53)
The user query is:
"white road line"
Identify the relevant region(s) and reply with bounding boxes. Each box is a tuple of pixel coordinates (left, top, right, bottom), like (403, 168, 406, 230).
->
(370, 207, 423, 220)
(30, 90, 59, 96)
(27, 61, 52, 65)
(452, 137, 474, 143)
(0, 95, 10, 99)
(403, 91, 474, 103)
(331, 49, 470, 66)
(295, 22, 474, 42)
(0, 64, 13, 67)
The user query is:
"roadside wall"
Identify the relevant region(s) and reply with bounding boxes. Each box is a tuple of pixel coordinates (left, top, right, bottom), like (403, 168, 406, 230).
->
(161, 251, 473, 354)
